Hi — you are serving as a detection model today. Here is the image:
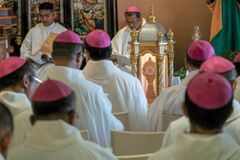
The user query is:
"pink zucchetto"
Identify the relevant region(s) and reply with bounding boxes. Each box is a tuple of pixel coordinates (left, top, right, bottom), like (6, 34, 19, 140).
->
(233, 53, 240, 63)
(31, 79, 73, 102)
(187, 72, 232, 110)
(0, 57, 27, 78)
(85, 29, 111, 48)
(187, 40, 215, 61)
(200, 56, 235, 74)
(125, 6, 140, 13)
(54, 30, 83, 44)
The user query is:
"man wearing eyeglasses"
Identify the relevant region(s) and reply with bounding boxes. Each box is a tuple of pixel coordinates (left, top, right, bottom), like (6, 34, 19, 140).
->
(0, 57, 41, 149)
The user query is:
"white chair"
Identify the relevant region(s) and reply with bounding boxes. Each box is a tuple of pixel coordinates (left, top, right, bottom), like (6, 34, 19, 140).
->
(113, 112, 130, 131)
(111, 130, 165, 155)
(117, 153, 152, 160)
(162, 113, 181, 131)
(80, 130, 89, 141)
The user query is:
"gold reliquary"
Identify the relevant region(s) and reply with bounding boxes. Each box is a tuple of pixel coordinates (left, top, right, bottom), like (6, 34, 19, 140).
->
(129, 7, 175, 104)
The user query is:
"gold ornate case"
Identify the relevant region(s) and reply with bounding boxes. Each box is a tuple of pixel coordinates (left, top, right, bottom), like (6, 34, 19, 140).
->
(130, 7, 175, 104)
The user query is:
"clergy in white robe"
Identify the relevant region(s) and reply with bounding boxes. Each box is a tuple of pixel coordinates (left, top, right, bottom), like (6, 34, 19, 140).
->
(0, 92, 32, 148)
(148, 40, 215, 131)
(83, 29, 148, 131)
(112, 19, 146, 57)
(0, 103, 14, 160)
(161, 56, 239, 148)
(41, 30, 123, 147)
(162, 100, 240, 148)
(8, 80, 116, 160)
(20, 2, 66, 64)
(0, 57, 38, 148)
(150, 132, 240, 160)
(111, 6, 165, 58)
(149, 72, 240, 160)
(112, 6, 144, 57)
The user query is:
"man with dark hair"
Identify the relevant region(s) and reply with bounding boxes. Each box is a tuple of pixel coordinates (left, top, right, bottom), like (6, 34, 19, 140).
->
(83, 29, 148, 131)
(149, 72, 240, 160)
(161, 56, 240, 148)
(0, 103, 14, 160)
(0, 57, 39, 148)
(21, 2, 66, 65)
(41, 30, 123, 147)
(8, 80, 117, 160)
(148, 40, 215, 131)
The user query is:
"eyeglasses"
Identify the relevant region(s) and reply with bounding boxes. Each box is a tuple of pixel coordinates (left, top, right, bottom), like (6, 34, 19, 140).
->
(30, 75, 42, 84)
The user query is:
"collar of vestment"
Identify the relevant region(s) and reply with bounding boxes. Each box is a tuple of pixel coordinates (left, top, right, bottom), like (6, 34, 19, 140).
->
(0, 91, 31, 116)
(25, 120, 83, 151)
(83, 60, 119, 80)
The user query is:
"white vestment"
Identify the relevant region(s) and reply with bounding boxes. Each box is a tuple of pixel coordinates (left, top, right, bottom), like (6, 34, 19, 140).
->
(8, 120, 117, 160)
(111, 18, 146, 57)
(83, 60, 148, 131)
(149, 132, 240, 160)
(20, 22, 66, 64)
(35, 62, 54, 79)
(0, 91, 32, 148)
(148, 70, 199, 131)
(41, 65, 123, 147)
(161, 100, 240, 148)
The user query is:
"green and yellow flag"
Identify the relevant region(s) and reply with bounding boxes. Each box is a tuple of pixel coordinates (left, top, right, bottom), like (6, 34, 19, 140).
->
(206, 0, 240, 55)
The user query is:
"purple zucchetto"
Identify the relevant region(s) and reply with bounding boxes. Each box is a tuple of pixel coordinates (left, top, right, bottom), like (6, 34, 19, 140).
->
(187, 72, 232, 110)
(54, 30, 83, 44)
(0, 57, 27, 78)
(85, 29, 111, 48)
(125, 6, 140, 13)
(187, 40, 215, 61)
(31, 79, 73, 102)
(200, 56, 235, 74)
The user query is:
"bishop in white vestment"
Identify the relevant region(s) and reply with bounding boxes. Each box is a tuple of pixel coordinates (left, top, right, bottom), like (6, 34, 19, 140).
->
(41, 30, 123, 147)
(8, 80, 117, 160)
(0, 57, 35, 149)
(162, 56, 240, 148)
(149, 72, 240, 160)
(148, 40, 215, 131)
(83, 29, 149, 131)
